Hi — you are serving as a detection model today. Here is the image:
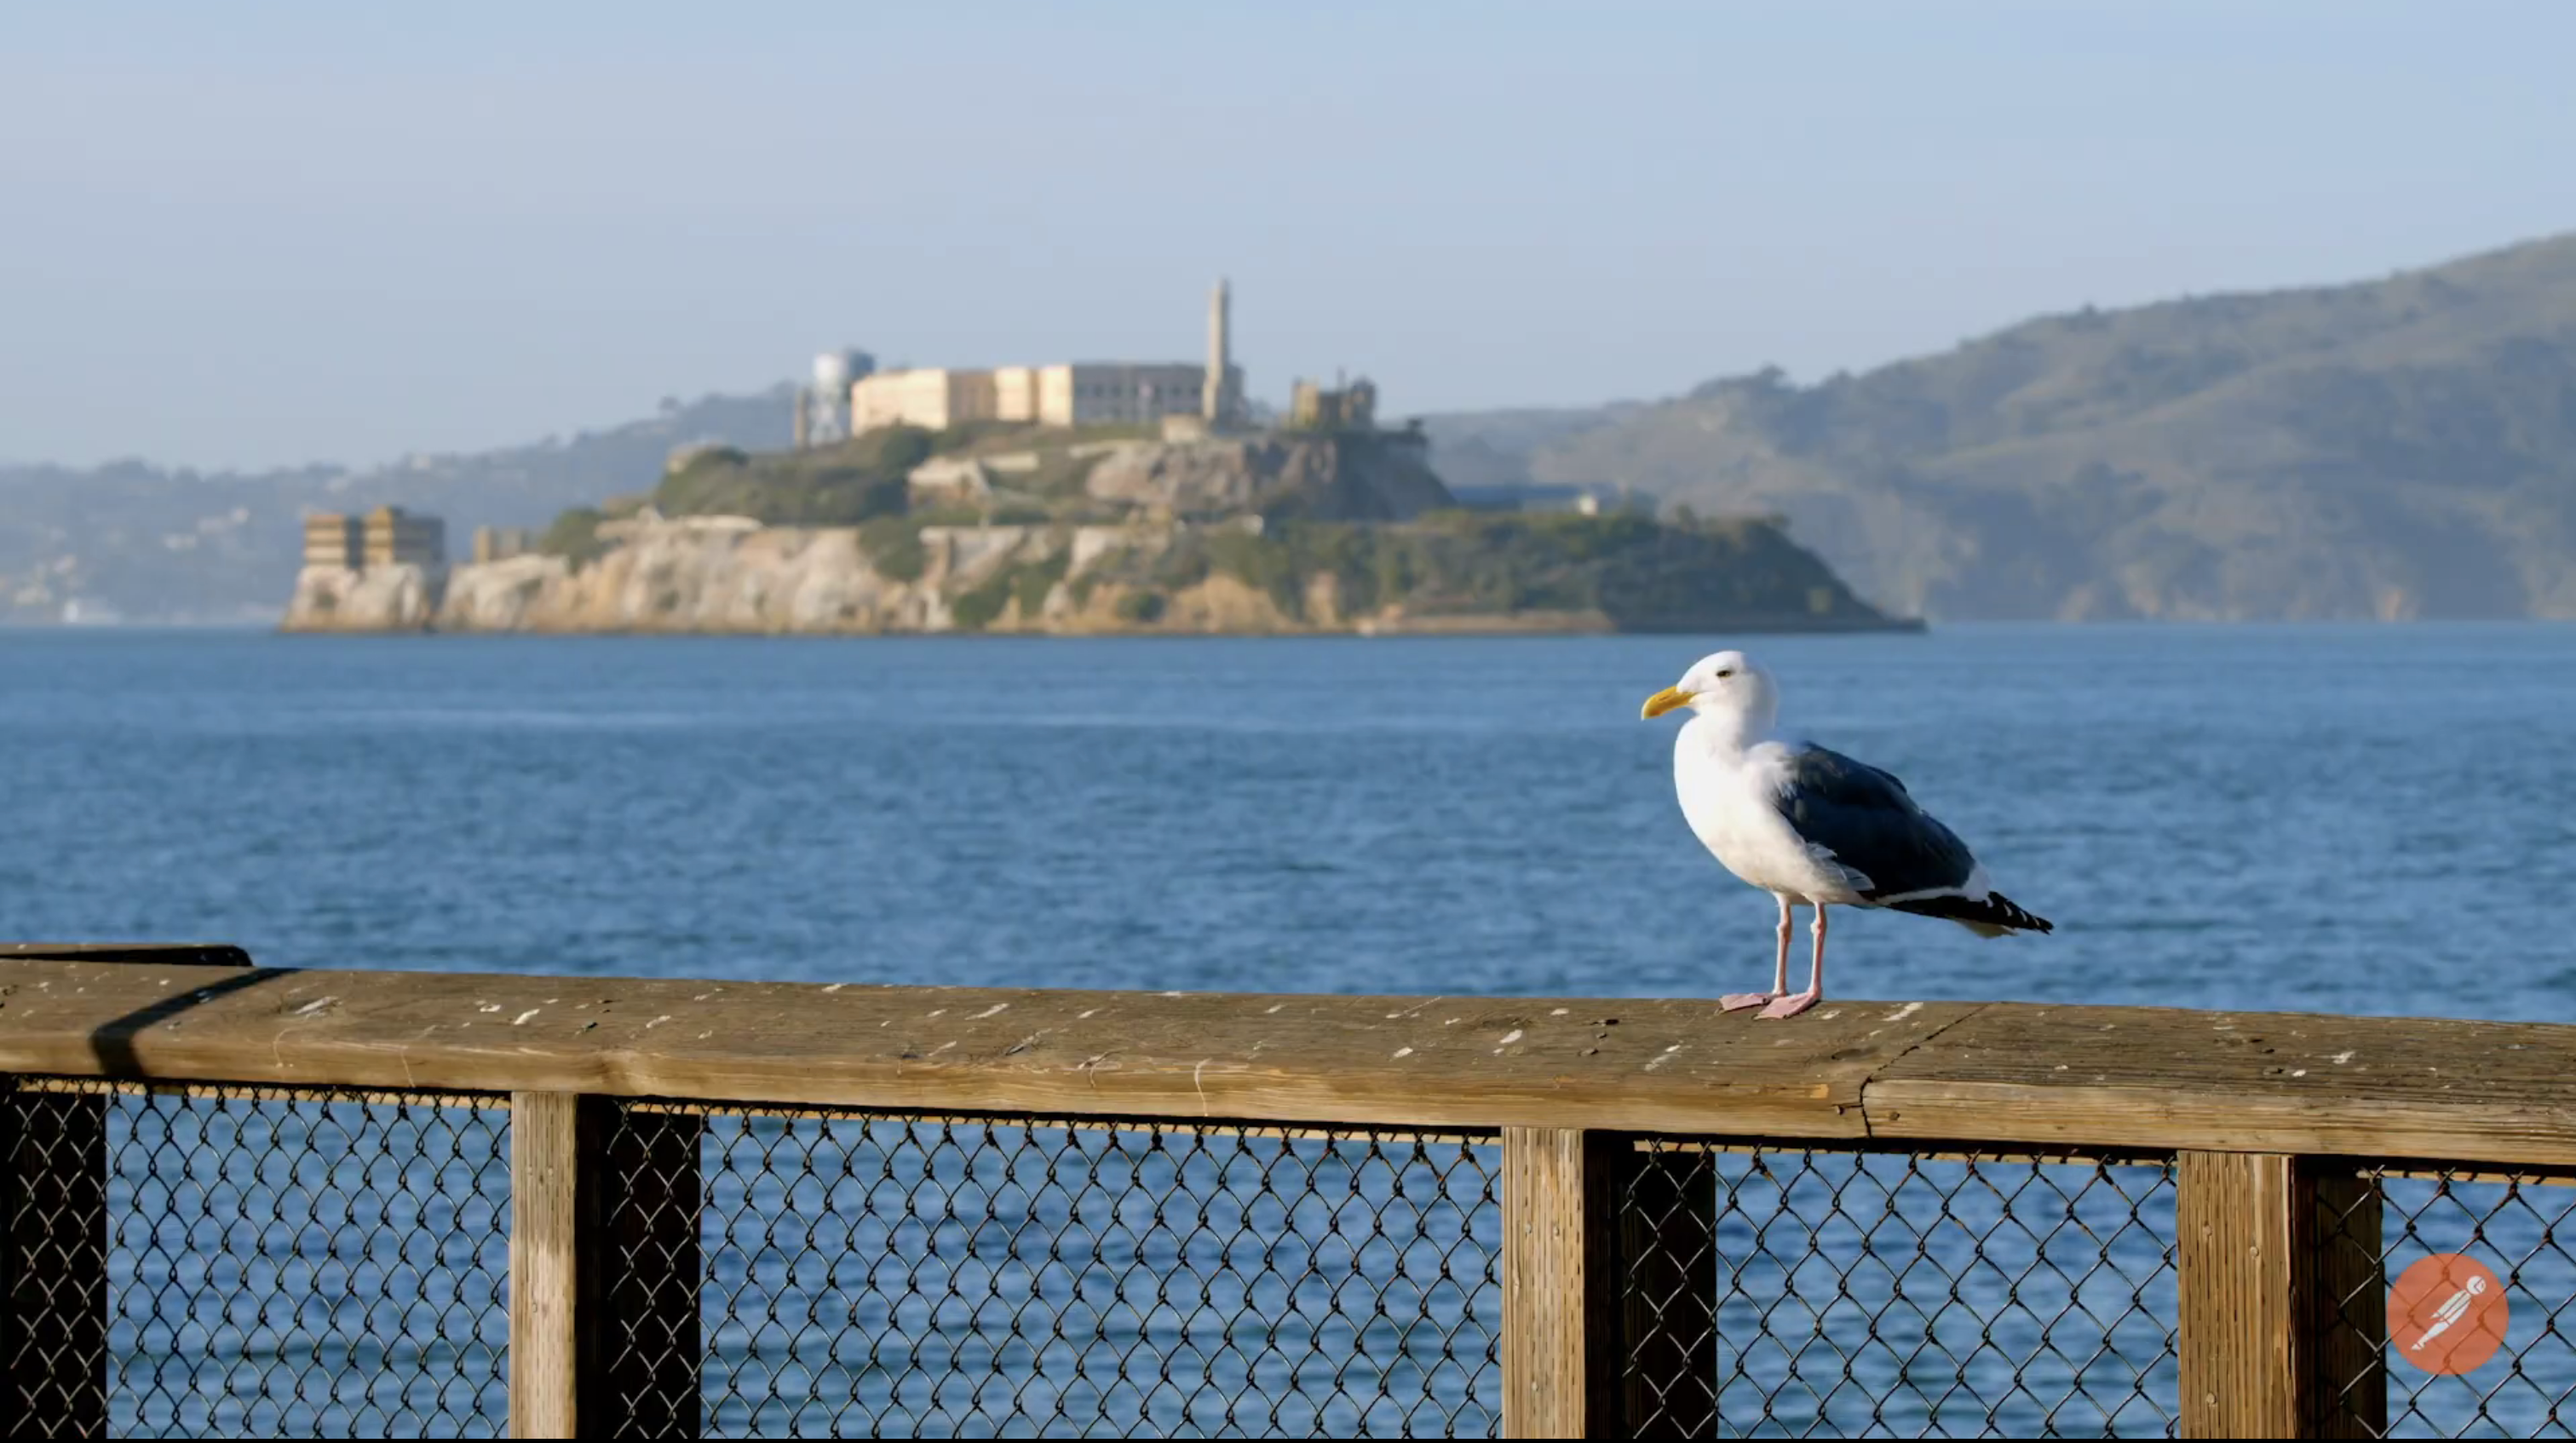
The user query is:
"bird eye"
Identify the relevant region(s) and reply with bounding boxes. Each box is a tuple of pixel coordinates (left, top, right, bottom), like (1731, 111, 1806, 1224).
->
(1714, 669, 1734, 679)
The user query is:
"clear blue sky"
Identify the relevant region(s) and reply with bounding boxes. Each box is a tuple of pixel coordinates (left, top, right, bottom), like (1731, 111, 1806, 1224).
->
(7, 1, 2573, 469)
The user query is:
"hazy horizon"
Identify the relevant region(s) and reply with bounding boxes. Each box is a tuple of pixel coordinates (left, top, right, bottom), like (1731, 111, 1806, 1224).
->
(9, 1, 2576, 471)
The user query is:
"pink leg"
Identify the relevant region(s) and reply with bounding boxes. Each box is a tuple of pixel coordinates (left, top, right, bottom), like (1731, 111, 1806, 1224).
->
(1761, 905, 1826, 1020)
(1723, 898, 1796, 1011)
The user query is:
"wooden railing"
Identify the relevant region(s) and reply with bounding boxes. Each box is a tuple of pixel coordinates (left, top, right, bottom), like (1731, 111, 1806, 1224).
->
(3, 944, 2573, 1437)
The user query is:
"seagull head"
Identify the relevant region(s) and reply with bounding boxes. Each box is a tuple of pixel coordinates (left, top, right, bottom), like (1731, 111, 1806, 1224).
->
(1640, 650, 1777, 727)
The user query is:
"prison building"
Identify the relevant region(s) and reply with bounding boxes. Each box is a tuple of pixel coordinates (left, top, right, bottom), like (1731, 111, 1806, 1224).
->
(855, 361, 1239, 433)
(302, 514, 362, 569)
(849, 281, 1244, 434)
(362, 506, 446, 567)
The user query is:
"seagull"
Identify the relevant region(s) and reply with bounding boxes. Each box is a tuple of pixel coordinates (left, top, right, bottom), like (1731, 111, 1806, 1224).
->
(1641, 649, 2051, 1019)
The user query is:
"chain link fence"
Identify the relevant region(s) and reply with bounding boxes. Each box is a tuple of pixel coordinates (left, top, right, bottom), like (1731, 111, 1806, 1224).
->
(626, 1105, 1504, 1438)
(3, 1079, 511, 1439)
(1620, 1141, 2180, 1438)
(2318, 1164, 2576, 1438)
(28, 1072, 2576, 1439)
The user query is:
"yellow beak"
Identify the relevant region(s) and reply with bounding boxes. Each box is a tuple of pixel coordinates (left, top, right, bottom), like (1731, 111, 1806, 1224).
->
(1640, 686, 1693, 720)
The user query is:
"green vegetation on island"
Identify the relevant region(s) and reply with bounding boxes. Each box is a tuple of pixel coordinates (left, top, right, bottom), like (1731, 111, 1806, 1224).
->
(423, 417, 1910, 636)
(1106, 510, 1882, 630)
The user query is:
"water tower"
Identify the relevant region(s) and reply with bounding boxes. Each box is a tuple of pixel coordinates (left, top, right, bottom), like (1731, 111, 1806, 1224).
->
(793, 348, 874, 448)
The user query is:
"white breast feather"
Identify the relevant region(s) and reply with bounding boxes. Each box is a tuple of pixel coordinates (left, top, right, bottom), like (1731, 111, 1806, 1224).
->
(1673, 727, 1868, 902)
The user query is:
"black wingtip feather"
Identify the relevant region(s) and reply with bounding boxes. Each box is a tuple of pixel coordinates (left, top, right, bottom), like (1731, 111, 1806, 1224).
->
(1886, 891, 2055, 934)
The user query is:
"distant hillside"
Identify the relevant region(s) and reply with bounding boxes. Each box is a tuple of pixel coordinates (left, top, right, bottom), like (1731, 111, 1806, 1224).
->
(1439, 233, 2576, 620)
(1416, 404, 1649, 496)
(0, 390, 790, 624)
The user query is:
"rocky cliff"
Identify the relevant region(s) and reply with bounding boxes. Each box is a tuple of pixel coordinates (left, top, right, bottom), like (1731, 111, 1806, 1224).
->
(277, 562, 445, 631)
(1084, 434, 1455, 520)
(281, 509, 1913, 636)
(285, 421, 1914, 635)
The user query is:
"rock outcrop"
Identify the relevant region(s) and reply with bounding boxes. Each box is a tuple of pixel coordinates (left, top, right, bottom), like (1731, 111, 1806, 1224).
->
(285, 417, 1916, 636)
(282, 509, 1916, 636)
(280, 564, 442, 631)
(1084, 434, 1454, 520)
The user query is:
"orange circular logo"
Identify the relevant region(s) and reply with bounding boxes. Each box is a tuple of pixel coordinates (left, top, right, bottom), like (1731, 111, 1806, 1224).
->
(2388, 1253, 2510, 1376)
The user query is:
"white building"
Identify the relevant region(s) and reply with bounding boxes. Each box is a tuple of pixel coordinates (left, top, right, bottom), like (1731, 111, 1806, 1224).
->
(854, 361, 1241, 432)
(848, 281, 1245, 434)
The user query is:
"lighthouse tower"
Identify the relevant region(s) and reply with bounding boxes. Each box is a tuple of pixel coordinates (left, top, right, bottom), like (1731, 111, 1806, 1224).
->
(1201, 279, 1236, 427)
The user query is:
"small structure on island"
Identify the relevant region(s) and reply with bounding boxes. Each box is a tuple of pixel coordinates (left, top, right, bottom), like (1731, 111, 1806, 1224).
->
(905, 455, 996, 506)
(792, 348, 874, 449)
(1289, 375, 1379, 432)
(1201, 278, 1239, 428)
(473, 526, 535, 564)
(302, 513, 362, 569)
(363, 506, 446, 567)
(303, 505, 446, 570)
(289, 505, 450, 632)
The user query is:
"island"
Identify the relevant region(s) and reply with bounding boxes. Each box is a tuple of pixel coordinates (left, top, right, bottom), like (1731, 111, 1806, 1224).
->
(281, 419, 1918, 637)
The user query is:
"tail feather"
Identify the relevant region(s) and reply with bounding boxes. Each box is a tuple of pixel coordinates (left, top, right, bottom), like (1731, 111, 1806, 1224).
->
(1885, 890, 2054, 936)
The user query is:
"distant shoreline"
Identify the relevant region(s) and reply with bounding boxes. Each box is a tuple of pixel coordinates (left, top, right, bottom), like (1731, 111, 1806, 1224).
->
(272, 616, 1931, 639)
(36, 615, 2576, 635)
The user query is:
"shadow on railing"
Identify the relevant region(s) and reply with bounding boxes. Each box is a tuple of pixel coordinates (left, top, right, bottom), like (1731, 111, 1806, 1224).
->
(3, 946, 2572, 1438)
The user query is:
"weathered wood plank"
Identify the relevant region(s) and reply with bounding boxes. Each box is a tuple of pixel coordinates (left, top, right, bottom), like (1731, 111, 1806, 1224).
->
(0, 963, 1958, 1139)
(1501, 1127, 1620, 1438)
(1865, 1003, 2576, 1165)
(511, 1091, 582, 1440)
(3, 965, 2576, 1162)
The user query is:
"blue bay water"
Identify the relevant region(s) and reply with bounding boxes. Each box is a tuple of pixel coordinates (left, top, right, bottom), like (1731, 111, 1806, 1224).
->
(10, 625, 2576, 1437)
(5, 624, 2573, 1019)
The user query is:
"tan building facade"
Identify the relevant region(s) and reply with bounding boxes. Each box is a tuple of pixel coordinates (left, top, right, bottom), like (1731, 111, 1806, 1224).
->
(1049, 362, 1228, 427)
(854, 361, 1241, 433)
(850, 368, 1003, 432)
(303, 513, 362, 568)
(994, 366, 1043, 423)
(304, 506, 446, 569)
(363, 506, 446, 566)
(850, 280, 1248, 434)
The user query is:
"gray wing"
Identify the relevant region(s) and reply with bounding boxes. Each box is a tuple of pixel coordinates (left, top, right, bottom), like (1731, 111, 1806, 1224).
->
(1774, 745, 1978, 901)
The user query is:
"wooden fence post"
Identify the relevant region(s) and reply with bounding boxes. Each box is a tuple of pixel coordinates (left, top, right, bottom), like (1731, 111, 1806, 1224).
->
(511, 1093, 704, 1439)
(512, 1091, 584, 1440)
(1502, 1127, 1622, 1438)
(2178, 1151, 2385, 1439)
(1502, 1130, 1721, 1437)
